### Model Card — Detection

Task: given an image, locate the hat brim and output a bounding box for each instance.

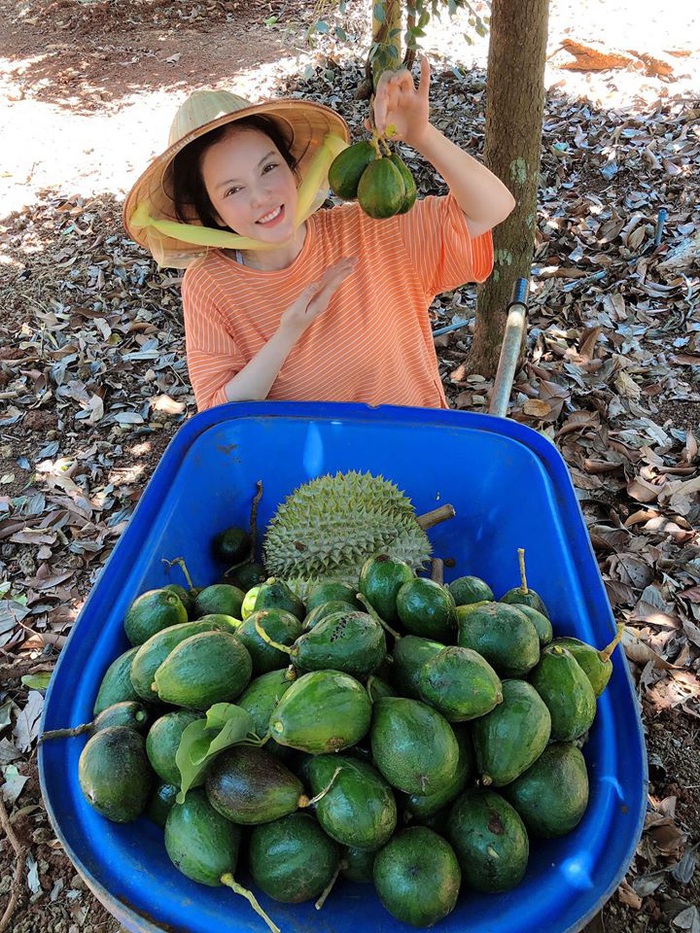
[123,98,350,268]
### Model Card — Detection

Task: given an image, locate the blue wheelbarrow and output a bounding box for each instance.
[39,283,647,933]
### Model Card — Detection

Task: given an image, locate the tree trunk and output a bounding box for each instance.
[469,0,549,376]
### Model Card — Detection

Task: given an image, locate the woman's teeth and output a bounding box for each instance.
[257,206,282,224]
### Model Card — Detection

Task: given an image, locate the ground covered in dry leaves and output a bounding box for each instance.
[1,1,699,931]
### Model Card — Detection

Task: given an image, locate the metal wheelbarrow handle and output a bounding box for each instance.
[489,277,529,418]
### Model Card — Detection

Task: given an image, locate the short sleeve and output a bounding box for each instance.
[398,194,494,295]
[182,266,248,411]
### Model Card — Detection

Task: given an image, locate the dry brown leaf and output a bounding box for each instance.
[622,629,677,669]
[522,399,553,418]
[627,477,661,503]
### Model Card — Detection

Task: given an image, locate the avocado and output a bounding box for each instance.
[130,617,238,700]
[389,153,418,214]
[395,577,457,641]
[403,725,475,820]
[291,608,386,678]
[302,599,357,631]
[248,812,341,903]
[269,669,373,754]
[236,608,302,673]
[357,157,406,219]
[359,554,415,625]
[304,753,397,849]
[513,603,553,647]
[152,630,252,709]
[329,140,378,201]
[254,578,305,621]
[124,588,188,646]
[457,601,541,677]
[212,525,250,565]
[224,561,267,593]
[205,744,308,824]
[165,788,279,931]
[145,709,201,786]
[92,646,141,716]
[91,700,151,735]
[370,696,460,796]
[373,827,461,927]
[447,574,495,606]
[146,781,179,828]
[529,644,597,741]
[448,787,529,892]
[236,668,296,741]
[194,583,245,620]
[341,845,376,883]
[503,742,590,837]
[551,624,624,697]
[500,547,549,618]
[418,645,503,721]
[305,581,362,612]
[164,787,241,885]
[472,679,551,786]
[78,726,153,822]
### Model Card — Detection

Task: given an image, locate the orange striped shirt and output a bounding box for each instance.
[182,194,493,411]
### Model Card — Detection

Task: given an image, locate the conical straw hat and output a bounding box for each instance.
[123,89,350,268]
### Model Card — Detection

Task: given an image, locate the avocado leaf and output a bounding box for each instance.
[175,703,255,803]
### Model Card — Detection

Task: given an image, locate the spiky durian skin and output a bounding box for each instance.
[263,471,431,591]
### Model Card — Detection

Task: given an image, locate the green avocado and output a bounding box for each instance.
[448,787,529,892]
[472,679,551,787]
[373,827,461,927]
[78,726,153,823]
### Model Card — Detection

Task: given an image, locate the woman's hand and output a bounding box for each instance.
[371,56,431,150]
[279,256,358,336]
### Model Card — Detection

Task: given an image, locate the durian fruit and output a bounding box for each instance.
[263,471,432,594]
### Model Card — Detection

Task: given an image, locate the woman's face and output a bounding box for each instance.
[200,126,299,243]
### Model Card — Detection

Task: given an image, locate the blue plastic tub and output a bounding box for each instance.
[39,401,647,933]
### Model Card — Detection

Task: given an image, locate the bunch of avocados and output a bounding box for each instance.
[328,136,418,220]
[66,520,625,932]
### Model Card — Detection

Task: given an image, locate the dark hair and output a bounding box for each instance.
[171,115,298,229]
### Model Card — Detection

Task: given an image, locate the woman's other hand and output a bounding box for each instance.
[279,256,358,336]
[371,56,431,150]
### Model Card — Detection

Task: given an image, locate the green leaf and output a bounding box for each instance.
[21,673,52,691]
[175,704,255,803]
[373,3,386,23]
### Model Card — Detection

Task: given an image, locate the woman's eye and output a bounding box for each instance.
[262,162,279,175]
[224,186,241,197]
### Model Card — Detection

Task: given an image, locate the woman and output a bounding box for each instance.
[124,59,515,411]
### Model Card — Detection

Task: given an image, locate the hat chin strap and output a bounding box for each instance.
[130,133,348,252]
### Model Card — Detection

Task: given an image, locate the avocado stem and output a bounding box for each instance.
[430,558,445,585]
[305,766,343,807]
[369,131,383,159]
[315,863,342,911]
[38,722,93,743]
[220,874,280,933]
[517,548,529,594]
[356,593,402,641]
[378,135,392,157]
[253,618,292,655]
[161,557,195,591]
[416,504,456,530]
[599,622,626,664]
[249,480,263,558]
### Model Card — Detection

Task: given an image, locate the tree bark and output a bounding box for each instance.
[470,0,549,376]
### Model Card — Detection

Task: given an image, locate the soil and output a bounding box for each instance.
[1,1,699,932]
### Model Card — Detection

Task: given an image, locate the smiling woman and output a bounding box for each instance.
[123,66,515,411]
